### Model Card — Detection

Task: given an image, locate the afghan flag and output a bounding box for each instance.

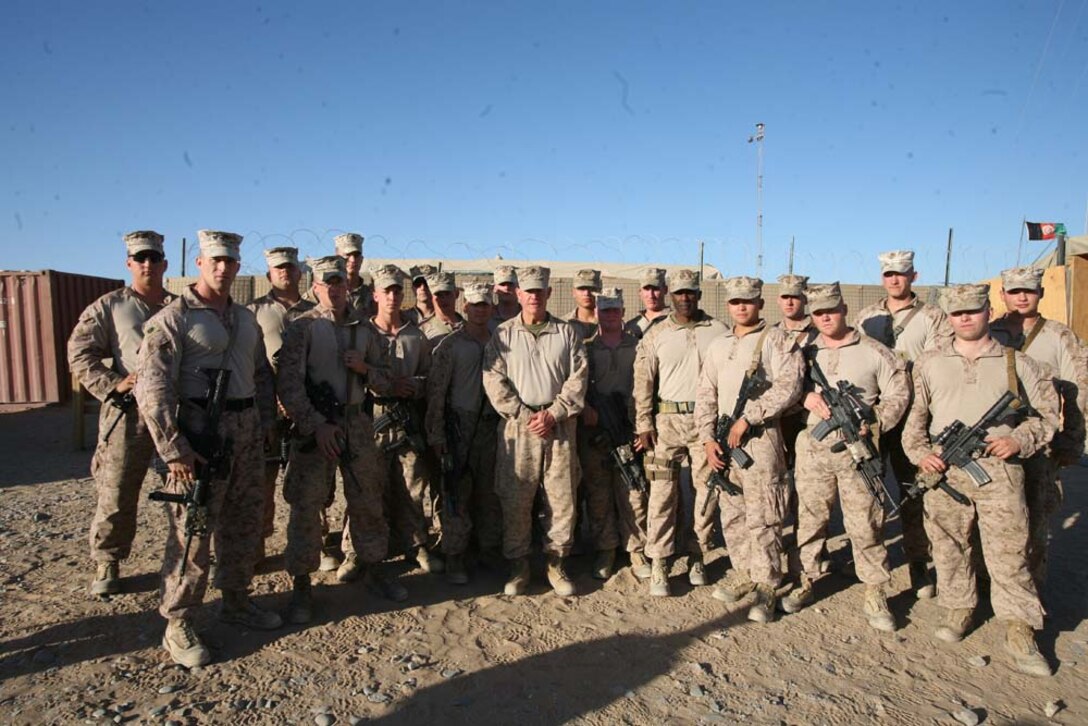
[1026,221,1067,240]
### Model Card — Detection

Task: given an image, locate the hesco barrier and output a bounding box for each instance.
[167,274,940,325]
[0,270,124,404]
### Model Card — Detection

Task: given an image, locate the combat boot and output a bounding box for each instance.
[712,574,756,604]
[863,584,897,632]
[934,607,973,643]
[364,564,408,602]
[504,557,531,596]
[163,618,211,668]
[336,554,361,583]
[90,561,121,596]
[286,575,312,625]
[1004,620,1052,677]
[649,557,671,597]
[446,555,469,585]
[747,583,777,623]
[415,547,445,574]
[909,561,936,600]
[629,551,652,580]
[219,589,283,630]
[780,576,814,614]
[688,553,708,586]
[546,554,576,596]
[592,549,616,581]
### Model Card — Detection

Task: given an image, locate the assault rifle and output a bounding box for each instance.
[301,379,363,491]
[905,391,1020,505]
[703,368,766,514]
[589,391,649,494]
[374,399,426,455]
[439,413,463,515]
[148,369,232,576]
[806,353,896,512]
[102,391,136,443]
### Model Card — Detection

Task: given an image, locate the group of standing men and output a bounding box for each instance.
[68,231,1086,677]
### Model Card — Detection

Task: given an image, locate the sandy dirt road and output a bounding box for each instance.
[1,405,1085,725]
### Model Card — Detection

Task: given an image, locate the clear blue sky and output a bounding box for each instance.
[3,1,1087,284]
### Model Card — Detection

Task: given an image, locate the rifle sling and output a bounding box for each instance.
[731,327,770,419]
[891,299,924,342]
[1019,317,1046,353]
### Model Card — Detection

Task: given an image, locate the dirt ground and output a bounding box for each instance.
[0,405,1085,725]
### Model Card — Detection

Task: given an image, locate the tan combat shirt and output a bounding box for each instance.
[425,328,492,446]
[276,306,392,437]
[419,312,464,344]
[247,291,315,370]
[564,307,599,342]
[67,286,176,402]
[903,337,1059,464]
[371,317,432,400]
[623,308,671,340]
[693,321,803,442]
[135,286,275,462]
[855,295,952,363]
[483,314,588,422]
[633,311,728,434]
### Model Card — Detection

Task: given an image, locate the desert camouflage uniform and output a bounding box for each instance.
[347,277,374,319]
[135,286,275,620]
[793,330,909,585]
[426,329,502,555]
[991,315,1088,588]
[565,308,599,343]
[419,312,464,344]
[581,331,647,555]
[693,322,803,586]
[623,307,670,340]
[633,312,728,559]
[277,305,392,574]
[903,338,1058,628]
[855,294,953,564]
[68,286,176,564]
[247,291,315,539]
[773,317,819,526]
[483,315,588,559]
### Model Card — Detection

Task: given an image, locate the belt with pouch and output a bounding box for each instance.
[655,400,696,415]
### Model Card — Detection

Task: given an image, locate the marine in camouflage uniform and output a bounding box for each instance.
[277,256,405,623]
[67,230,175,596]
[778,283,910,631]
[565,268,601,342]
[136,230,281,668]
[483,265,589,596]
[579,288,649,581]
[490,265,522,331]
[425,282,502,584]
[246,246,315,554]
[417,270,464,343]
[904,283,1058,677]
[403,264,439,327]
[623,267,670,340]
[854,249,953,598]
[333,233,375,319]
[633,269,728,597]
[695,276,803,621]
[990,266,1088,593]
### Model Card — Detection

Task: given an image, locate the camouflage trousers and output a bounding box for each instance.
[580,434,648,553]
[645,413,709,559]
[89,403,162,563]
[284,411,389,575]
[883,420,930,563]
[708,424,788,587]
[259,416,291,539]
[923,457,1044,628]
[158,407,265,620]
[1023,454,1062,592]
[779,410,806,532]
[438,409,502,555]
[793,430,889,584]
[495,415,580,559]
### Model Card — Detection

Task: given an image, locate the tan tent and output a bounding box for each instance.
[1030,234,1088,268]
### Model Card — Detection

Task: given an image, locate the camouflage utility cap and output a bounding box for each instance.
[410,264,439,283]
[308,255,346,282]
[777,274,809,297]
[573,269,602,291]
[878,249,914,274]
[667,269,700,292]
[723,275,763,301]
[334,233,364,255]
[639,267,667,289]
[463,282,495,305]
[940,283,990,314]
[264,246,299,268]
[198,230,242,261]
[493,265,518,286]
[595,286,624,311]
[519,266,550,290]
[1001,266,1044,293]
[806,282,844,312]
[426,271,457,293]
[124,230,164,256]
[372,264,406,290]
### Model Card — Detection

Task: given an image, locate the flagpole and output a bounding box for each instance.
[1015,216,1025,266]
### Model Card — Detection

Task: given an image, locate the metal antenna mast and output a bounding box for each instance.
[748,122,765,277]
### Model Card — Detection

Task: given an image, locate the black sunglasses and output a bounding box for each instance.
[131,251,164,264]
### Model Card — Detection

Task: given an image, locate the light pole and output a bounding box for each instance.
[748,122,765,278]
